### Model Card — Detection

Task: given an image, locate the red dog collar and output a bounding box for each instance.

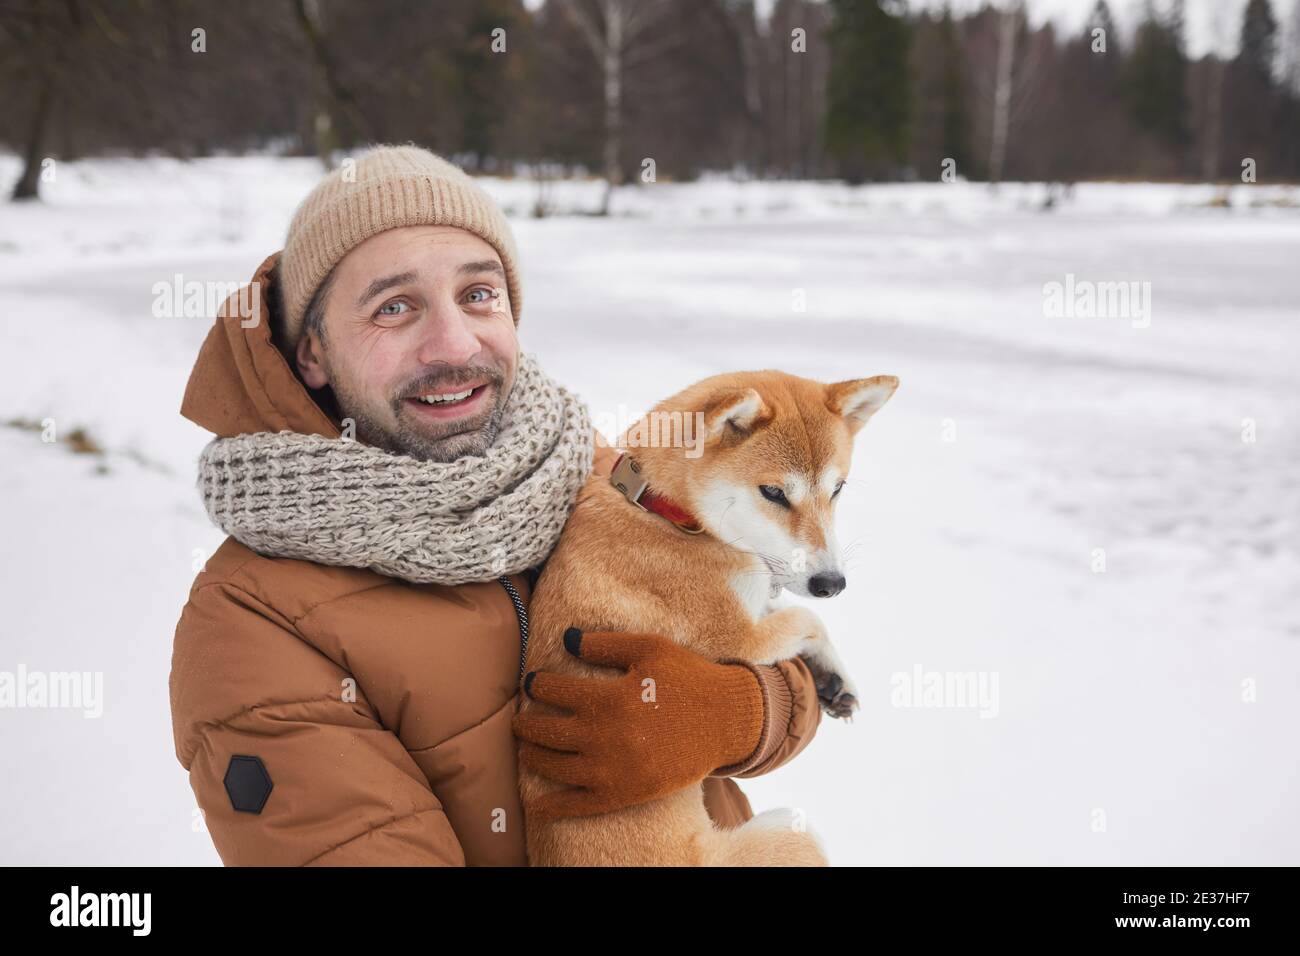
[609,452,705,535]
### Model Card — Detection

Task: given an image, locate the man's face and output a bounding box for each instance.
[294,225,519,462]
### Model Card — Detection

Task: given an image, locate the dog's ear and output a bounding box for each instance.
[825,376,899,433]
[703,387,770,443]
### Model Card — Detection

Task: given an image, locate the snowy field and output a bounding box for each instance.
[0,154,1297,866]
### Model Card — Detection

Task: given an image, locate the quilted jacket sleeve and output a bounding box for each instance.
[170,580,465,866]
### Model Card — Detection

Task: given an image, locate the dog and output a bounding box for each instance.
[518,369,899,866]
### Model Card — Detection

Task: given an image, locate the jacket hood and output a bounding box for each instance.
[181,251,341,439]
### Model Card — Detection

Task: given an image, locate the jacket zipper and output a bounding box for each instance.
[497,576,529,685]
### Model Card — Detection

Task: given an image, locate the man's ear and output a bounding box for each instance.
[825,375,899,433]
[703,387,770,443]
[295,332,329,390]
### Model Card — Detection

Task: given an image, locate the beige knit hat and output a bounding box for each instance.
[278,144,522,346]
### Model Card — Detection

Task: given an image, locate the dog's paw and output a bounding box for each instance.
[817,672,859,720]
[801,656,859,720]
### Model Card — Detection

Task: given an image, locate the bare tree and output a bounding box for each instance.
[1285,0,1300,94]
[988,1,1021,185]
[557,0,675,213]
[292,0,372,166]
[1201,4,1234,181]
[3,0,88,200]
[728,0,766,176]
[11,68,56,200]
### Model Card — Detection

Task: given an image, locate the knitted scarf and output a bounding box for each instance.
[196,352,593,585]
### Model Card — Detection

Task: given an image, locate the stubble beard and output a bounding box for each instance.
[325,353,511,463]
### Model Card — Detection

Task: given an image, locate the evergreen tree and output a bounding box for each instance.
[936,5,970,173]
[823,0,911,182]
[1090,0,1118,56]
[1238,0,1279,83]
[454,0,524,171]
[1124,1,1189,147]
[1224,0,1282,177]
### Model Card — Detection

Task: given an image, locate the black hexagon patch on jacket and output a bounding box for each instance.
[224,755,273,814]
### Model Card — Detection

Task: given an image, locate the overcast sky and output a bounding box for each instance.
[914,0,1300,58]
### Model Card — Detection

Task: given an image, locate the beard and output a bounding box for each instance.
[325,353,511,463]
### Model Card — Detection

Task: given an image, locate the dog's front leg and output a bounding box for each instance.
[745,604,827,666]
[759,595,858,720]
[744,604,859,718]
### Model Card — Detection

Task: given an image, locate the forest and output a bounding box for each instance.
[3,0,1299,201]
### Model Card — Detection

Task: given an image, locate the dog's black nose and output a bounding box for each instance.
[808,572,846,598]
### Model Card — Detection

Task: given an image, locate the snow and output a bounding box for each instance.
[1,154,1296,865]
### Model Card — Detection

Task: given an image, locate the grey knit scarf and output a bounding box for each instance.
[196,351,593,585]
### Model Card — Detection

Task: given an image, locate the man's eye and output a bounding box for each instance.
[376,300,410,317]
[465,286,497,307]
[759,485,789,507]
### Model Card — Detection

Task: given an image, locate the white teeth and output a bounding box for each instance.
[417,387,474,404]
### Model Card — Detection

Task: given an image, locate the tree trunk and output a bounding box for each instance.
[599,0,624,215]
[12,71,55,201]
[735,9,765,177]
[988,5,1017,186]
[293,0,370,166]
[1202,56,1223,182]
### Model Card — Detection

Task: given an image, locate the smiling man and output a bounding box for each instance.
[169,145,823,866]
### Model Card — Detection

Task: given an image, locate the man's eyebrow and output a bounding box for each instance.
[457,259,505,279]
[355,271,418,309]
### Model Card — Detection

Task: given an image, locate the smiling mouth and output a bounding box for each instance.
[413,385,480,406]
[402,383,491,418]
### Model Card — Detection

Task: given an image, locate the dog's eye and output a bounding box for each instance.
[832,480,845,498]
[759,485,789,507]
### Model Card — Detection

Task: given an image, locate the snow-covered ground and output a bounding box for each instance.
[1,154,1296,865]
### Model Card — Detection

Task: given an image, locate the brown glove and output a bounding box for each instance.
[512,627,766,820]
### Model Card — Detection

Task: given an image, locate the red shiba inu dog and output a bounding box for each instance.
[518,369,899,866]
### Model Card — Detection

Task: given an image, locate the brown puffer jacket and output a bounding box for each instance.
[169,252,823,866]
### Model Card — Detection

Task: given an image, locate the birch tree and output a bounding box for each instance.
[987,1,1023,185]
[557,0,673,214]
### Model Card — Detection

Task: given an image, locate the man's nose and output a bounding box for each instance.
[415,299,481,367]
[807,571,846,598]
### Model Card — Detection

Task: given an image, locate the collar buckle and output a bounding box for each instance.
[610,452,650,509]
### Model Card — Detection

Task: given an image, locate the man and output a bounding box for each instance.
[170,145,823,866]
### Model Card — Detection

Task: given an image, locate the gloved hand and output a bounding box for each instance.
[512,627,766,820]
